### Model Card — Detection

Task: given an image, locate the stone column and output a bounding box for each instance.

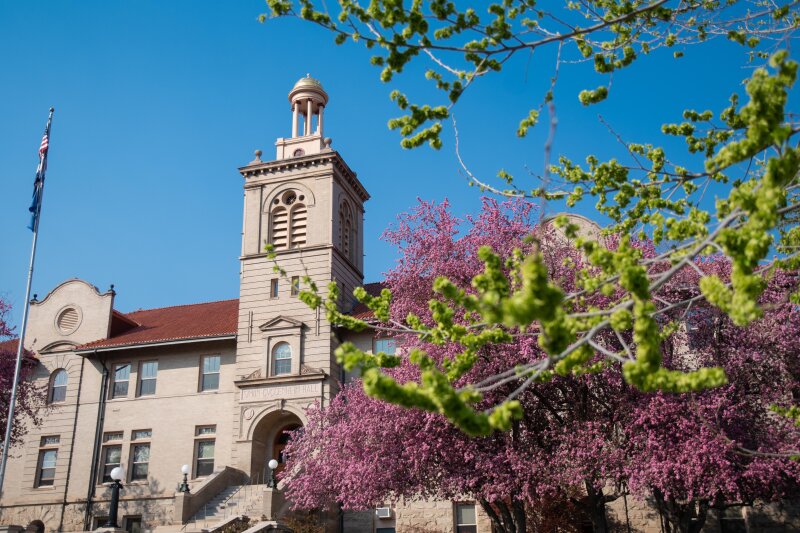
[317,105,324,135]
[291,102,298,138]
[306,99,313,136]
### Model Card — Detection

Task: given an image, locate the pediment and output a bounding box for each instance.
[258,315,305,331]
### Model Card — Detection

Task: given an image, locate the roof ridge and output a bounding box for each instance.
[124,298,238,315]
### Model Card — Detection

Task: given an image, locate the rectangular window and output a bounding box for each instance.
[130,443,150,481]
[138,361,158,396]
[291,276,300,296]
[455,503,477,533]
[270,278,279,298]
[37,449,57,487]
[374,338,398,355]
[132,429,152,440]
[103,431,123,443]
[720,508,747,533]
[101,445,122,483]
[92,517,109,530]
[200,355,220,391]
[376,529,396,533]
[195,440,215,477]
[195,425,216,436]
[40,435,60,446]
[112,363,130,398]
[124,516,142,533]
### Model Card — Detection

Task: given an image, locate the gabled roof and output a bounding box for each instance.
[76,299,238,351]
[349,282,386,321]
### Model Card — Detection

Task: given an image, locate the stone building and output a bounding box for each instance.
[0,77,795,533]
[0,76,492,533]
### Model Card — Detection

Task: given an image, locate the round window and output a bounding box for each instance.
[55,307,81,335]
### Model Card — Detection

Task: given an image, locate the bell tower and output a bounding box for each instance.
[232,76,369,478]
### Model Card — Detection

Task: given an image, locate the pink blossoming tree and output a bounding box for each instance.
[283,199,800,533]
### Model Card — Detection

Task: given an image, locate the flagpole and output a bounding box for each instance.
[0,107,55,494]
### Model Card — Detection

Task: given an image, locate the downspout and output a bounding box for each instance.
[59,355,85,532]
[84,354,108,530]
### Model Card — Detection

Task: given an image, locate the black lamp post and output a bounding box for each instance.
[179,464,191,493]
[104,467,124,529]
[267,459,279,488]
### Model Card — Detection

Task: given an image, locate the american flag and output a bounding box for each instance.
[39,132,49,156]
[27,108,54,232]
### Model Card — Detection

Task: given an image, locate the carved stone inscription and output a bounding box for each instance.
[240,382,322,403]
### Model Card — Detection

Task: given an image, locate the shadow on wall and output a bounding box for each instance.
[91,477,171,529]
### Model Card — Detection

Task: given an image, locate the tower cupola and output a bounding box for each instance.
[289,75,328,138]
[274,75,333,160]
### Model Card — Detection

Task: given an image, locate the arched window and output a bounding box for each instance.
[272,343,292,376]
[339,201,354,260]
[49,369,67,403]
[270,191,307,250]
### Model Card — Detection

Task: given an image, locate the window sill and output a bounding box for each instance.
[32,485,56,491]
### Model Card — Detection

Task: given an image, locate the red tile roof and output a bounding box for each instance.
[0,339,39,364]
[0,338,19,353]
[349,282,387,321]
[75,279,383,351]
[77,299,238,351]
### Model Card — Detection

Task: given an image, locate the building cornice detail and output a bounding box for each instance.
[234,371,326,389]
[74,334,236,355]
[239,151,369,202]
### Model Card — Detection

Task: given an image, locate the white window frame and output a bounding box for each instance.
[49,369,68,403]
[271,342,292,376]
[200,355,221,392]
[137,360,158,396]
[111,363,131,399]
[455,502,477,533]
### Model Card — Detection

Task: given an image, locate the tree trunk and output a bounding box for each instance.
[583,480,610,533]
[511,498,527,533]
[651,488,710,533]
[479,499,526,533]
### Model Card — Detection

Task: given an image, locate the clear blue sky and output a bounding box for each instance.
[0,1,784,326]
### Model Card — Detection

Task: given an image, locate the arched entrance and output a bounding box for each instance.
[25,521,44,533]
[273,422,301,477]
[249,409,303,484]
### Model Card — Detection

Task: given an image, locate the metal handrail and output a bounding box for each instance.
[180,469,273,531]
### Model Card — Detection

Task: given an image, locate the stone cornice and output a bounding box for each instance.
[239,151,370,202]
[234,371,326,389]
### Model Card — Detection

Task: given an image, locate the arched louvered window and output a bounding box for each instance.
[339,201,353,259]
[348,218,357,263]
[49,369,67,403]
[271,190,307,250]
[290,203,307,248]
[271,206,288,250]
[338,211,345,253]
